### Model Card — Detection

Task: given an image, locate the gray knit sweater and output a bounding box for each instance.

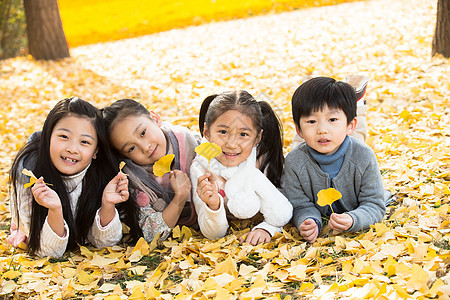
[282,136,386,233]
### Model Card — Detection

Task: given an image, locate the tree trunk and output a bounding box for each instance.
[23,0,69,60]
[432,0,450,58]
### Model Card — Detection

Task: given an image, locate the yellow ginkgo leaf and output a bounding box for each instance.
[317,188,342,213]
[172,225,192,241]
[2,270,22,280]
[22,168,37,188]
[22,168,52,188]
[24,177,37,189]
[153,154,175,177]
[195,142,221,170]
[119,161,128,176]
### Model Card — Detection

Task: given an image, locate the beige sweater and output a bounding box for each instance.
[10,167,122,258]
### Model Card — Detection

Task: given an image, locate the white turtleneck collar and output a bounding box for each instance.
[62,164,90,193]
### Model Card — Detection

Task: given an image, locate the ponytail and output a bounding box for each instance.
[257,101,284,188]
[199,94,218,136]
[199,92,284,188]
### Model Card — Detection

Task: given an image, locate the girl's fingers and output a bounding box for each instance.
[111,172,127,186]
[197,183,211,196]
[32,185,47,198]
[120,190,129,201]
[116,181,128,191]
[197,173,211,184]
[197,179,212,191]
[32,180,46,190]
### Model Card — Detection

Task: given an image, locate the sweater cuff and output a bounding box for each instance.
[202,195,225,216]
[345,212,358,232]
[94,208,121,231]
[38,217,69,258]
[89,208,123,249]
[308,217,322,233]
[198,196,229,240]
[252,221,282,237]
[41,217,69,240]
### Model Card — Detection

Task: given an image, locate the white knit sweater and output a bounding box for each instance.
[10,166,122,258]
[190,147,293,240]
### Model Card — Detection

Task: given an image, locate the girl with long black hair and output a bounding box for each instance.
[8,97,129,257]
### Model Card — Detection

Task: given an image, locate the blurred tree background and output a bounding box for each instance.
[1,0,363,60]
[2,0,448,60]
[0,0,26,59]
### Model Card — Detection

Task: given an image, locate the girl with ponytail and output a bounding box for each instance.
[192,90,292,245]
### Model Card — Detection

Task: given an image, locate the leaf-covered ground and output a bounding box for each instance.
[58,0,361,47]
[0,0,449,298]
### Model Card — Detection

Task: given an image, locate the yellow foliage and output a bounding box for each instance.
[58,0,362,47]
[316,188,342,213]
[0,0,448,299]
[153,154,175,177]
[195,142,222,170]
[118,161,128,176]
[22,168,52,188]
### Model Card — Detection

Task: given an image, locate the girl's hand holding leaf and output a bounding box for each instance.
[102,172,129,207]
[196,173,220,210]
[32,177,65,237]
[99,169,129,227]
[169,170,191,204]
[31,177,62,211]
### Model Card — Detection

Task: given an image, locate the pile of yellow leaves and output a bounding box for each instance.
[0,0,449,298]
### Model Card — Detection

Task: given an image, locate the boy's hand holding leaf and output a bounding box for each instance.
[317,188,353,232]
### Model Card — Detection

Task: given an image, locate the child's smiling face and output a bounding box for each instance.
[49,115,98,175]
[297,104,356,155]
[109,112,167,165]
[204,110,261,167]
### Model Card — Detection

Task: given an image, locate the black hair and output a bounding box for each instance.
[9,97,117,255]
[101,99,171,241]
[101,98,150,137]
[199,90,284,188]
[291,77,357,128]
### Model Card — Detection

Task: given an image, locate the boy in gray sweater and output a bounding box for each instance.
[282,77,386,243]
